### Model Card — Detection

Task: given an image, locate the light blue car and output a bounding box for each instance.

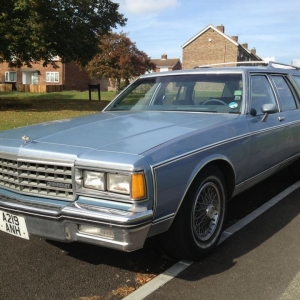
[1,62,300,260]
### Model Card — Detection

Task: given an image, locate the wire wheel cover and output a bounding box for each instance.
[192,182,221,241]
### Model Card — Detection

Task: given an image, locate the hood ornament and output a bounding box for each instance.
[22,135,31,145]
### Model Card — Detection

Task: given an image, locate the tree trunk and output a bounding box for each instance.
[115,78,121,95]
[124,78,130,87]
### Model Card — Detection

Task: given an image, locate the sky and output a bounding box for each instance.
[113,0,300,66]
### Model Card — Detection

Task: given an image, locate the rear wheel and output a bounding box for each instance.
[160,165,227,260]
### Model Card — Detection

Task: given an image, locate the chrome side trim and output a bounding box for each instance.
[150,133,249,169]
[147,214,175,237]
[152,156,235,223]
[149,118,300,171]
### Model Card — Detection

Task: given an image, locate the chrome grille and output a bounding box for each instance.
[0,157,73,200]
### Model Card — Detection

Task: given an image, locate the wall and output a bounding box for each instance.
[0,60,92,91]
[173,60,182,71]
[0,60,64,85]
[63,61,91,90]
[182,28,238,69]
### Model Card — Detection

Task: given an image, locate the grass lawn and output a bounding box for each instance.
[0,91,116,131]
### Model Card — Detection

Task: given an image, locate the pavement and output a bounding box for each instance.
[127,183,300,300]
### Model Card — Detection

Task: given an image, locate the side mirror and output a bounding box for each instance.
[261,103,278,122]
[261,103,278,114]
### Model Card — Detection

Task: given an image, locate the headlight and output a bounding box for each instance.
[79,169,146,200]
[107,173,130,194]
[108,173,146,200]
[83,171,105,191]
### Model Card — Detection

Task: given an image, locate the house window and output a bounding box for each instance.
[5,71,17,82]
[32,72,39,84]
[160,67,169,72]
[46,72,59,83]
[51,56,60,61]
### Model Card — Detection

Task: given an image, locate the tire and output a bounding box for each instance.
[289,158,300,180]
[160,165,227,261]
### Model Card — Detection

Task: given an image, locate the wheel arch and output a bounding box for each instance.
[207,159,236,200]
[188,158,236,204]
[160,157,235,260]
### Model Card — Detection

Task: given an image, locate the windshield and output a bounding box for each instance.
[106,73,243,113]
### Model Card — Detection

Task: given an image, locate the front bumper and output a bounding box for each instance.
[0,193,153,251]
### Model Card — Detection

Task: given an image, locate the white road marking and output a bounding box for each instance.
[123,181,300,300]
[278,271,300,300]
[219,181,300,244]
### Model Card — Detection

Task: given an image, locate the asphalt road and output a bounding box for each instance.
[0,168,298,300]
[145,179,300,300]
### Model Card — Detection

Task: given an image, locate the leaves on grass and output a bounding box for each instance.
[0,98,110,131]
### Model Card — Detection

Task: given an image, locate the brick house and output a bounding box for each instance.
[0,58,94,92]
[151,54,182,72]
[182,24,262,69]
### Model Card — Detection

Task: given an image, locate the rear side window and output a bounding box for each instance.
[271,76,297,111]
[292,76,300,90]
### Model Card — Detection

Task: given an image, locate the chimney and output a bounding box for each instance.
[216,25,225,33]
[231,36,238,42]
[161,54,167,60]
[251,48,256,54]
[242,43,248,49]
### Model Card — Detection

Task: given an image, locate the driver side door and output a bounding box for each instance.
[247,74,289,180]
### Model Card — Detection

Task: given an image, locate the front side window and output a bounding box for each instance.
[5,71,17,82]
[46,72,59,83]
[106,73,243,114]
[250,75,277,116]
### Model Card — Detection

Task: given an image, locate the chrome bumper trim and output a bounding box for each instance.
[0,194,153,251]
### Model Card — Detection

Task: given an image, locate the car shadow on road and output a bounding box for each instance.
[46,234,176,275]
[175,182,300,282]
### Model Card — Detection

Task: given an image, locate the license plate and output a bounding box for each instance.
[0,210,29,240]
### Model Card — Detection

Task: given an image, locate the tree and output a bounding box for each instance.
[0,0,126,68]
[85,32,156,94]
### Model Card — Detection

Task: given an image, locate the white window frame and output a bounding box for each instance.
[5,71,17,82]
[51,55,60,61]
[46,72,59,83]
[160,67,169,72]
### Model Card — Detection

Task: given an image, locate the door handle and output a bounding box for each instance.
[278,116,285,122]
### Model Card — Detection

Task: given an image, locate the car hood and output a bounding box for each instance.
[0,111,238,155]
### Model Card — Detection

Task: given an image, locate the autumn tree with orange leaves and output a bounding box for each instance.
[85,32,156,94]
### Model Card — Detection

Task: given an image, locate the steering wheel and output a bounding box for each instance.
[202,99,227,105]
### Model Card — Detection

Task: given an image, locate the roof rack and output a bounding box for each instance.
[195,61,300,70]
[267,61,300,70]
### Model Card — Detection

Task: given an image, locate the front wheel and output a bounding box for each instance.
[160,165,227,260]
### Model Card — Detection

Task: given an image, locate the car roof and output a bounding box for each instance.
[141,61,300,78]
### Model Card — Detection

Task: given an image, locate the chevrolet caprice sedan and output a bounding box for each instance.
[1,62,300,260]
